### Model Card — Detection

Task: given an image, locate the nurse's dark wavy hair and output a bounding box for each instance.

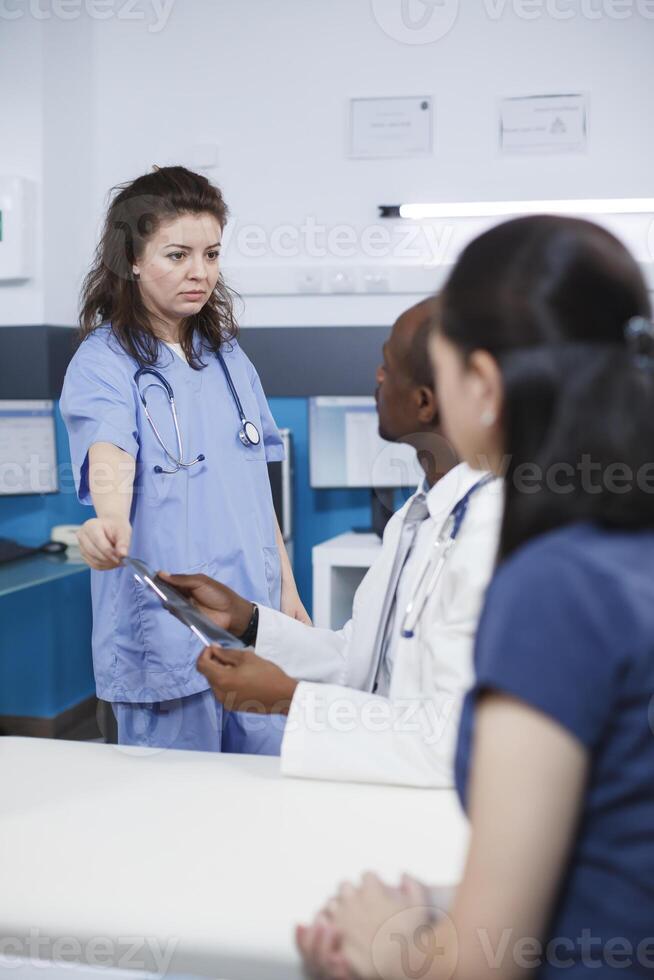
[439,215,654,561]
[79,166,238,370]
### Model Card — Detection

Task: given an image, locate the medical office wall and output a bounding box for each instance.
[0,2,653,330]
[0,3,651,733]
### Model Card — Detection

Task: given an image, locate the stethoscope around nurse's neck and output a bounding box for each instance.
[134,351,261,475]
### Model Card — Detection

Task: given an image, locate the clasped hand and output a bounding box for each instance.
[297,873,442,980]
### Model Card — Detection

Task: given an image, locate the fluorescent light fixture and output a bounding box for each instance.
[393,198,654,220]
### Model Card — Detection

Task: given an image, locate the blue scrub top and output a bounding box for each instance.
[456,522,654,978]
[60,325,285,703]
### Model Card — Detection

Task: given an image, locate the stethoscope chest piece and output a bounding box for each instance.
[240,420,261,447]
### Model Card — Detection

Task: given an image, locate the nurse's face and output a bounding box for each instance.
[132,212,222,328]
[429,330,505,474]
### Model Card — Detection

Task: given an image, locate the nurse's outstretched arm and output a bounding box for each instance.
[275,516,312,625]
[77,442,135,570]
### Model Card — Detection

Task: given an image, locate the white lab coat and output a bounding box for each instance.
[256,463,503,788]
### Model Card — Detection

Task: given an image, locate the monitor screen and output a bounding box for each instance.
[0,400,58,495]
[309,396,423,490]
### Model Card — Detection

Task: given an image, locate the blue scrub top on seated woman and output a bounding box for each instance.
[60,325,285,706]
[456,522,654,979]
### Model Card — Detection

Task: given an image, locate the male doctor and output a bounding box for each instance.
[163,299,502,788]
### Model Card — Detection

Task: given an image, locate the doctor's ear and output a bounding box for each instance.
[416,385,437,424]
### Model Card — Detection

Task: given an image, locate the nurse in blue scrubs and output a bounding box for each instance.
[61,165,309,753]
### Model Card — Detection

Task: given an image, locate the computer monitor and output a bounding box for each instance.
[309,397,423,491]
[0,400,58,495]
[309,397,423,535]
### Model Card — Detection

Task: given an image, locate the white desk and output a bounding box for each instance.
[312,532,382,629]
[0,737,468,980]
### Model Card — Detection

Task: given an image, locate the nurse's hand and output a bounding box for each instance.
[77,516,132,570]
[281,582,313,626]
[197,645,298,715]
[158,573,253,636]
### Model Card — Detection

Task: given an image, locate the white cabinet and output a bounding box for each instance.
[312,532,381,629]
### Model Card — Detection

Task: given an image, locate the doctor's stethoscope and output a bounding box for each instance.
[134,351,261,475]
[400,474,496,639]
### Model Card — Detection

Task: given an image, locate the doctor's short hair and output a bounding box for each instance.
[403,296,440,389]
[437,214,654,561]
[79,166,238,369]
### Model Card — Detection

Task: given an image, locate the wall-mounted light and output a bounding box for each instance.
[379,198,654,220]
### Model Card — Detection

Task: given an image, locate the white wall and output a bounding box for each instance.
[42,12,96,325]
[2,0,653,327]
[0,18,44,325]
[0,11,95,327]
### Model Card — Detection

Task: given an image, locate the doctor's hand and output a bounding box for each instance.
[78,516,132,570]
[158,573,253,636]
[197,645,298,715]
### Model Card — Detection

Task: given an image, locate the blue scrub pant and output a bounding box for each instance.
[112,690,285,755]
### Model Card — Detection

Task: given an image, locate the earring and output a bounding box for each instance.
[480,409,496,428]
[132,269,140,280]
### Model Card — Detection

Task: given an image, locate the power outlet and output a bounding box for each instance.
[361,270,390,293]
[296,269,324,294]
[328,268,358,293]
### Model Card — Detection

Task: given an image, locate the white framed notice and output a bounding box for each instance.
[349,96,433,159]
[500,93,588,154]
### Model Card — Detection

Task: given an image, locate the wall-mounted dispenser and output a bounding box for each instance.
[0,177,35,281]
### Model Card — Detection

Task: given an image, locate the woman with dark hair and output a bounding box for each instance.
[61,166,309,753]
[298,216,654,979]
